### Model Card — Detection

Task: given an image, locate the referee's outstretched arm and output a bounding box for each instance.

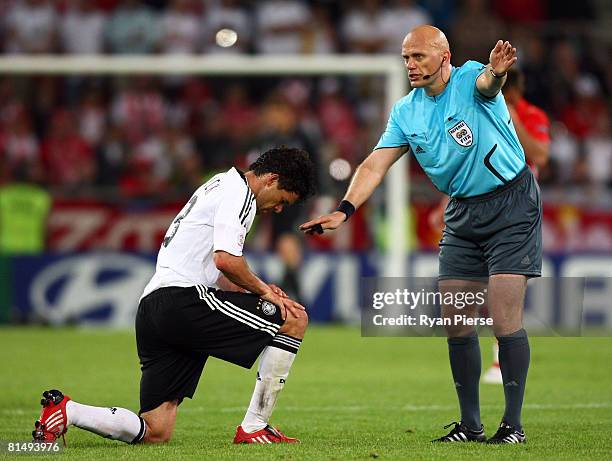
[300,145,408,234]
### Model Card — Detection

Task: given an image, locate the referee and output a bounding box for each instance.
[301,25,540,444]
[33,147,316,445]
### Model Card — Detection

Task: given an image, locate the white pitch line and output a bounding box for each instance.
[5,402,610,416]
[175,402,612,414]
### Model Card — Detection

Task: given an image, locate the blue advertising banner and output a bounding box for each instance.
[3,252,612,329]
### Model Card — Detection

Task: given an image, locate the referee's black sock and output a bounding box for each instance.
[497,328,530,429]
[447,331,482,431]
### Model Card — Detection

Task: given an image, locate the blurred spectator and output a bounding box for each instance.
[203,0,252,54]
[341,0,389,54]
[177,78,212,132]
[41,109,96,189]
[549,121,579,185]
[119,154,166,199]
[219,84,259,147]
[548,40,581,115]
[194,104,236,173]
[451,0,505,64]
[31,77,60,140]
[163,125,202,192]
[503,67,550,172]
[254,0,311,54]
[130,131,173,184]
[61,0,107,54]
[4,0,58,54]
[302,3,338,54]
[0,114,40,185]
[547,0,594,21]
[160,0,201,54]
[105,0,160,54]
[78,87,108,148]
[510,30,549,110]
[560,75,607,140]
[316,77,359,161]
[382,0,432,53]
[493,0,546,24]
[583,109,611,188]
[96,124,126,187]
[420,0,455,30]
[111,77,166,145]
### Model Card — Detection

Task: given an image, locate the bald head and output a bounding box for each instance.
[401,25,452,94]
[403,25,449,54]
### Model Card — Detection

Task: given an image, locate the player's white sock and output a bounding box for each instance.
[240,334,302,433]
[66,401,146,444]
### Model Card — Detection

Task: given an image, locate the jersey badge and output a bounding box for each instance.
[448,120,473,147]
[261,301,277,316]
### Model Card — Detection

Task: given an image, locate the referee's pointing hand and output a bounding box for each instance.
[300,211,347,235]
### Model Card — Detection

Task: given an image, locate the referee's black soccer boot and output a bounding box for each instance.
[486,421,526,444]
[432,421,486,442]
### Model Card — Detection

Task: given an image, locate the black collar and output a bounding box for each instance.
[236,168,248,185]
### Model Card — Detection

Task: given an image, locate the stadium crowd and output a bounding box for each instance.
[0,0,610,200]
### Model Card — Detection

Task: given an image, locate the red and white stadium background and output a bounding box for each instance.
[48,200,612,253]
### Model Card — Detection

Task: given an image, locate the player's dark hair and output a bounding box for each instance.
[248,147,316,201]
[505,68,525,93]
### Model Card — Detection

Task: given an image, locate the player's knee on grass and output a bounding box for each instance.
[141,401,178,444]
[143,425,173,444]
[279,309,308,339]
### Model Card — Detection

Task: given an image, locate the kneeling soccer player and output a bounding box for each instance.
[32,147,316,445]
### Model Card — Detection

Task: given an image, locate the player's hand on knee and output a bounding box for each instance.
[299,211,346,235]
[282,297,307,320]
[261,290,286,318]
[267,284,287,298]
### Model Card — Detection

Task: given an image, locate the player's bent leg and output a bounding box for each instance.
[436,279,486,439]
[33,389,147,444]
[487,274,530,441]
[278,307,308,339]
[140,400,179,444]
[235,310,307,444]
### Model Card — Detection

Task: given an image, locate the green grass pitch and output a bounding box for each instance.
[1,326,611,460]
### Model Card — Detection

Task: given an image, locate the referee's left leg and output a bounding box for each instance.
[488,274,530,430]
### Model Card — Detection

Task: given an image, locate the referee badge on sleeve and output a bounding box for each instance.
[448,120,473,147]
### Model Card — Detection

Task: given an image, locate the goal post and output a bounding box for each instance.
[0,54,409,277]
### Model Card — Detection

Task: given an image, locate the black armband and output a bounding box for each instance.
[336,200,356,221]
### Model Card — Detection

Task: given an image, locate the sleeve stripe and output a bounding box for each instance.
[238,187,253,221]
[240,195,256,225]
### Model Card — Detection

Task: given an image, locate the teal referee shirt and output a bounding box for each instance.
[375,60,526,197]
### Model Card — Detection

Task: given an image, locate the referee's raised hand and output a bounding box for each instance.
[489,40,517,76]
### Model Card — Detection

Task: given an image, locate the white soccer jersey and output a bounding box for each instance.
[141,167,256,299]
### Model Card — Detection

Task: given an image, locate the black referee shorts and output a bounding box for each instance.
[135,286,284,414]
[439,166,542,279]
